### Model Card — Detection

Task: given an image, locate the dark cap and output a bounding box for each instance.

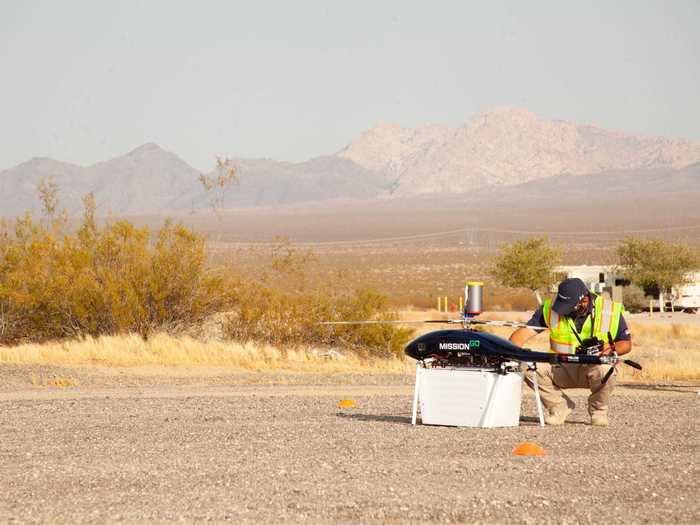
[552,278,589,316]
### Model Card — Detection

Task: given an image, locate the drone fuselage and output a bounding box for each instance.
[403,329,620,368]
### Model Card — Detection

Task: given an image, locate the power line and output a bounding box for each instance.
[217,223,700,247]
[301,224,700,245]
[472,224,700,236]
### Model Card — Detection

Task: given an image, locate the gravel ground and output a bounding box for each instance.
[0,368,698,524]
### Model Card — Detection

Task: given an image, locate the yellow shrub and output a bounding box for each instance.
[223,285,413,357]
[0,211,411,358]
[0,215,232,343]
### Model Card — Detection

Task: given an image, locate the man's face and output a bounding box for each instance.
[571,294,590,317]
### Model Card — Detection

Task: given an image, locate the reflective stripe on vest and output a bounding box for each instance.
[598,296,613,335]
[548,308,560,330]
[550,339,576,354]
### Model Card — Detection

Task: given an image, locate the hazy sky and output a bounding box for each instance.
[1,0,698,172]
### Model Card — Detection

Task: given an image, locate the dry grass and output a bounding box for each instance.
[0,333,411,374]
[29,373,78,388]
[618,322,700,382]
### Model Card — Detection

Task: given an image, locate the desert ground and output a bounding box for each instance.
[0,367,698,524]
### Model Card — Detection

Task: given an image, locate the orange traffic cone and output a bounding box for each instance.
[337,399,355,408]
[512,442,545,457]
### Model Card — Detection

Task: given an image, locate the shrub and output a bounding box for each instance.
[222,285,414,358]
[327,289,415,357]
[0,213,231,344]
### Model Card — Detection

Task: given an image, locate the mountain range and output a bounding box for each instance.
[2,107,700,216]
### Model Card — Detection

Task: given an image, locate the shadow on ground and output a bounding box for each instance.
[336,412,412,424]
[335,413,595,426]
[620,383,699,394]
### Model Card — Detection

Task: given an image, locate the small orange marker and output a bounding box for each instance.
[512,442,545,457]
[337,399,355,408]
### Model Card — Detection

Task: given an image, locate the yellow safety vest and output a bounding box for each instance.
[542,294,624,354]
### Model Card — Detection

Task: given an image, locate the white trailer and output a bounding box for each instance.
[553,265,621,294]
[555,266,700,313]
[666,272,700,313]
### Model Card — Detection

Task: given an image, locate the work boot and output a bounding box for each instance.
[544,399,575,426]
[590,411,609,427]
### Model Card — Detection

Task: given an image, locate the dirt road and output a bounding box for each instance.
[0,370,697,524]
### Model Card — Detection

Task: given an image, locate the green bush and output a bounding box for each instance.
[491,237,561,302]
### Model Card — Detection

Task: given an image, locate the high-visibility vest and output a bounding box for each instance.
[542,294,624,354]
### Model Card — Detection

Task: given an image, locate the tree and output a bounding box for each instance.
[491,237,561,304]
[36,177,59,220]
[616,238,700,305]
[198,157,239,215]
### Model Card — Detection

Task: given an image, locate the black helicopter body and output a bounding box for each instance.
[404,329,639,370]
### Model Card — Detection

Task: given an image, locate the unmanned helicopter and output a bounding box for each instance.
[322,282,642,381]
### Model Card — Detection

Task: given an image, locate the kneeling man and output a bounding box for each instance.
[509,278,632,427]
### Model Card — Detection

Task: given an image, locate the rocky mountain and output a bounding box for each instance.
[0,157,88,216]
[0,143,203,216]
[2,107,700,216]
[86,143,203,213]
[443,161,700,214]
[0,145,389,216]
[339,107,700,193]
[187,155,393,208]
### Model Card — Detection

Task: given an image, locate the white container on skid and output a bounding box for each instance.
[416,366,523,427]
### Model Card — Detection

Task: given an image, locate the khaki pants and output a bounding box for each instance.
[524,363,616,415]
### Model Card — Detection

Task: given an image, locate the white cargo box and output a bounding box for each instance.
[414,367,523,428]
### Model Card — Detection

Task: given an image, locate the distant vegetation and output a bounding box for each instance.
[0,184,413,356]
[0,208,229,343]
[489,236,700,310]
[198,157,239,214]
[490,237,561,304]
[616,237,700,297]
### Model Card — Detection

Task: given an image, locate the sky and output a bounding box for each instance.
[0,0,698,172]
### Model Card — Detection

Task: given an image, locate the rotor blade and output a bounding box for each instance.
[622,359,643,370]
[319,319,463,325]
[320,318,548,331]
[601,365,616,385]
